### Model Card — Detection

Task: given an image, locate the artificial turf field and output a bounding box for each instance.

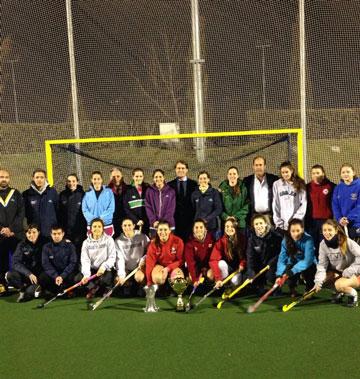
[1,287,359,379]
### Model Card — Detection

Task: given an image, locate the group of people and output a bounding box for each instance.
[0,156,360,308]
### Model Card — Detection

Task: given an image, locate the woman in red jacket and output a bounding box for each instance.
[209,217,246,288]
[184,219,214,286]
[145,220,184,286]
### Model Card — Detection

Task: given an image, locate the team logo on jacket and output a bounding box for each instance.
[351,193,358,201]
[208,198,213,202]
[208,244,212,248]
[322,189,329,195]
[194,247,198,252]
[30,200,37,205]
[48,200,53,203]
[132,196,136,199]
[171,247,177,254]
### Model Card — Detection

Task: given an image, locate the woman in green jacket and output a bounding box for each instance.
[219,166,249,231]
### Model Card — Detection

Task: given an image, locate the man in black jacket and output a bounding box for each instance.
[58,174,87,254]
[39,225,78,296]
[168,160,197,242]
[23,169,58,239]
[0,169,25,292]
[242,156,279,222]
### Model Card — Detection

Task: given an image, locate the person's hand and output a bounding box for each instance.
[55,276,63,286]
[29,274,38,285]
[81,276,89,285]
[153,221,159,229]
[239,265,245,272]
[137,220,144,226]
[215,280,223,289]
[116,276,125,285]
[339,217,349,226]
[275,275,288,287]
[313,284,322,293]
[0,227,13,237]
[97,266,105,276]
[161,267,169,281]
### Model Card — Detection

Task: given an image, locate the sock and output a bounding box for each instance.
[349,288,357,300]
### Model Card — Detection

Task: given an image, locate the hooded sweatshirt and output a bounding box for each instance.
[145,184,176,228]
[314,238,360,287]
[332,178,360,228]
[272,179,307,230]
[23,182,58,237]
[115,230,150,277]
[81,233,116,277]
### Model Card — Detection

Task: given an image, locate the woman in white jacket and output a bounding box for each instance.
[115,218,150,287]
[272,161,307,232]
[313,219,360,307]
[81,218,116,299]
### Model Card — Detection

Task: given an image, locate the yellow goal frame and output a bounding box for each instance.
[45,128,303,186]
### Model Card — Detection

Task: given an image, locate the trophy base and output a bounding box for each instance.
[176,295,185,312]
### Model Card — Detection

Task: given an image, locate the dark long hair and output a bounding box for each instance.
[285,219,304,258]
[227,166,241,196]
[280,161,306,192]
[224,217,245,261]
[154,220,171,248]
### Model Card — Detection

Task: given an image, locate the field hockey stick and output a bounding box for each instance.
[282,287,317,312]
[185,276,205,312]
[89,266,139,311]
[247,282,280,314]
[37,274,98,309]
[190,269,240,311]
[217,265,270,309]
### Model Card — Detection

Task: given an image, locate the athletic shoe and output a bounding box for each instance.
[86,285,99,300]
[34,286,41,298]
[17,292,25,303]
[347,295,358,308]
[331,292,344,304]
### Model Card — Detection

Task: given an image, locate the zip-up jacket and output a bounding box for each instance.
[42,240,77,279]
[306,179,335,220]
[12,237,45,277]
[315,238,360,286]
[123,183,149,225]
[81,233,116,277]
[115,231,150,277]
[145,184,176,228]
[82,185,115,226]
[0,187,25,239]
[272,179,307,230]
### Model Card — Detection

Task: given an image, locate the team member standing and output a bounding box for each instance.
[145,220,184,286]
[0,169,25,292]
[39,225,78,296]
[306,165,335,255]
[276,219,316,297]
[82,171,115,237]
[246,214,283,294]
[313,219,360,307]
[243,156,278,220]
[80,218,116,299]
[219,166,249,231]
[332,164,360,241]
[145,169,176,237]
[108,167,127,238]
[115,218,150,288]
[209,217,246,288]
[123,168,150,235]
[23,169,58,238]
[58,174,87,254]
[168,160,197,242]
[191,171,223,237]
[184,219,214,285]
[6,224,45,302]
[272,161,307,232]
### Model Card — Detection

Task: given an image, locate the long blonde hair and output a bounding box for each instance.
[322,219,348,255]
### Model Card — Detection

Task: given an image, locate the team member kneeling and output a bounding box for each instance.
[145,220,184,286]
[115,218,150,291]
[81,218,116,299]
[185,219,214,286]
[209,217,246,289]
[6,224,45,302]
[276,219,317,297]
[39,225,78,297]
[313,219,360,307]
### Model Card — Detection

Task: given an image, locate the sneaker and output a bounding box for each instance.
[34,286,41,298]
[331,292,344,304]
[86,285,99,300]
[347,295,358,308]
[17,291,25,303]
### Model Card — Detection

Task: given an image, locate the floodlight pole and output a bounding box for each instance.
[299,0,307,181]
[256,44,271,110]
[66,0,83,184]
[191,0,205,163]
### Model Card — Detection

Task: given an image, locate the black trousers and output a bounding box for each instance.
[307,219,326,258]
[0,237,20,281]
[6,270,40,299]
[38,272,77,294]
[252,262,277,287]
[76,269,114,290]
[288,264,316,292]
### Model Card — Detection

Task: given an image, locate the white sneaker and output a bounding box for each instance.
[34,286,41,298]
[17,292,25,303]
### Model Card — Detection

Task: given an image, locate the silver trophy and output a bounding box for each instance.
[143,284,159,313]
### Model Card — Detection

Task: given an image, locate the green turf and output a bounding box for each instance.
[1,289,358,379]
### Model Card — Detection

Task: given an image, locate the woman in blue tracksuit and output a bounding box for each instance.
[82,171,115,237]
[332,164,360,242]
[276,218,317,297]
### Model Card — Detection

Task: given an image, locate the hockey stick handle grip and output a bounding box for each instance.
[63,274,98,294]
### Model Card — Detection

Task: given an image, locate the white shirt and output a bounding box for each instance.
[254,176,270,213]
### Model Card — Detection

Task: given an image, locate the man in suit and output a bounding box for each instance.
[243,156,279,221]
[168,160,197,242]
